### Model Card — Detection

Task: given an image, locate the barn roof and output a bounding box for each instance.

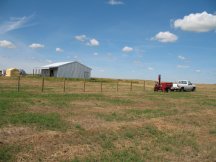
[42,62,71,69]
[41,61,91,70]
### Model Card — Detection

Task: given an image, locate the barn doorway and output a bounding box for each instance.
[50,70,54,77]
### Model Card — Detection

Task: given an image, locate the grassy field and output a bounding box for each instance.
[0,76,216,161]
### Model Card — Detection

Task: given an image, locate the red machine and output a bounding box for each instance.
[154,75,173,92]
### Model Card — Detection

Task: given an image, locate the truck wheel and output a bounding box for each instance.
[180,87,184,92]
[192,87,196,91]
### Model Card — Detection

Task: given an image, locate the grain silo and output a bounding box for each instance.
[6,68,20,77]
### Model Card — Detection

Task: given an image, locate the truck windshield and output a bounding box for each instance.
[188,81,192,85]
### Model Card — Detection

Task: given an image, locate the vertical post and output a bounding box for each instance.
[130,81,132,92]
[63,78,66,92]
[143,80,145,91]
[41,77,44,92]
[17,76,20,92]
[33,69,34,76]
[83,80,86,92]
[117,81,119,92]
[101,82,103,92]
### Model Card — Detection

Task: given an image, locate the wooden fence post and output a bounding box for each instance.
[130,81,132,91]
[63,78,66,92]
[143,80,145,91]
[33,69,34,76]
[101,82,103,92]
[17,76,20,92]
[83,80,86,92]
[117,81,119,92]
[41,77,44,92]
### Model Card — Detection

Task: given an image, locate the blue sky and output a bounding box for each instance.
[0,0,216,83]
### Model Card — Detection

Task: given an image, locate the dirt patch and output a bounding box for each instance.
[0,126,36,144]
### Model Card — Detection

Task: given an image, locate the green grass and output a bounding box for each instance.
[0,145,20,162]
[127,108,178,118]
[0,91,134,130]
[71,148,145,162]
[87,149,145,162]
[70,123,199,161]
[74,123,85,131]
[98,133,117,149]
[10,112,67,131]
[209,129,216,135]
[106,98,134,105]
[70,124,199,161]
[198,99,216,107]
[97,108,178,122]
[0,91,68,130]
[97,112,129,121]
[143,125,199,153]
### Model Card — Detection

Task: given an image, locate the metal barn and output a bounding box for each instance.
[40,61,91,79]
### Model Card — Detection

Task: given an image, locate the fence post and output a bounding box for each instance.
[63,78,66,92]
[83,80,86,92]
[41,77,44,92]
[130,81,132,91]
[17,76,20,92]
[101,82,103,92]
[143,80,145,91]
[117,81,119,92]
[33,69,34,76]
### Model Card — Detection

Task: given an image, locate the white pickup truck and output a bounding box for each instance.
[171,80,196,92]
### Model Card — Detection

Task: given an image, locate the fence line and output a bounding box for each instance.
[0,76,151,93]
[41,77,45,92]
[63,78,66,92]
[17,76,20,92]
[144,80,145,91]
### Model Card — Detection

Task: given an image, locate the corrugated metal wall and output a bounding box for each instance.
[41,69,50,77]
[57,62,91,79]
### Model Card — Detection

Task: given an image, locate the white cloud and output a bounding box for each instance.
[56,47,63,53]
[88,38,100,46]
[0,40,16,48]
[107,0,124,5]
[93,52,99,56]
[174,11,216,32]
[178,55,186,60]
[177,65,190,69]
[46,60,53,63]
[122,46,133,53]
[29,43,45,49]
[75,34,100,47]
[74,35,87,42]
[0,15,34,34]
[195,69,201,73]
[147,67,154,71]
[152,31,178,43]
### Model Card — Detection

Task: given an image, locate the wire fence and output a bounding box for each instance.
[0,76,154,93]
